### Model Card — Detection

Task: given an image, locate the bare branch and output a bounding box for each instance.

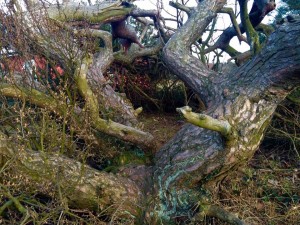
[176,106,232,138]
[169,1,192,17]
[114,41,163,64]
[47,2,132,24]
[131,8,159,19]
[219,7,247,43]
[204,0,276,55]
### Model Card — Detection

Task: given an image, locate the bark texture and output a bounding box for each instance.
[155,16,300,220]
[0,132,142,217]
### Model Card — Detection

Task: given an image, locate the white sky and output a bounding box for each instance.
[134,0,280,58]
[0,0,281,61]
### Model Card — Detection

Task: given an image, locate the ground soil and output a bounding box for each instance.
[139,112,185,151]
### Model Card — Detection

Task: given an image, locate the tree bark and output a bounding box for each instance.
[0,132,142,218]
[155,13,300,221]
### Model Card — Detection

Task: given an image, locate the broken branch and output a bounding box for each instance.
[176,106,232,138]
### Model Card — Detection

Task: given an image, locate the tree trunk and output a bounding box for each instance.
[154,8,300,221]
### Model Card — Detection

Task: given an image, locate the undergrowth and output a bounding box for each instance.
[0,94,299,224]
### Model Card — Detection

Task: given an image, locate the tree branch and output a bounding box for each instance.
[0,83,153,149]
[162,0,227,107]
[75,55,154,149]
[195,204,246,225]
[131,8,159,19]
[204,0,276,55]
[238,0,261,53]
[219,7,246,43]
[47,2,132,24]
[176,106,232,139]
[169,1,192,17]
[114,41,163,64]
[0,132,142,217]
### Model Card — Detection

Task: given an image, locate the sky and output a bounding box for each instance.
[134,0,280,58]
[0,0,281,61]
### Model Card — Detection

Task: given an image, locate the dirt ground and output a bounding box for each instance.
[139,112,185,151]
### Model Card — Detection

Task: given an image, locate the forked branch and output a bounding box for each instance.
[219,7,246,43]
[75,55,154,149]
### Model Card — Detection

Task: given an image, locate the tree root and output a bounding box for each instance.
[194,203,247,225]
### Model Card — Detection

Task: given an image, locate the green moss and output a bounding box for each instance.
[53,8,132,24]
[287,87,300,104]
[104,150,148,172]
[224,45,240,57]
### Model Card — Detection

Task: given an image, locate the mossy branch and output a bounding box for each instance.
[74,55,154,148]
[194,203,246,225]
[0,84,66,114]
[219,7,246,43]
[0,184,27,215]
[176,106,232,138]
[0,82,153,149]
[238,0,261,54]
[0,132,141,217]
[74,55,100,118]
[0,199,13,216]
[255,23,275,36]
[47,2,132,24]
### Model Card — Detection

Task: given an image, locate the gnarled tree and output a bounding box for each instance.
[0,0,299,224]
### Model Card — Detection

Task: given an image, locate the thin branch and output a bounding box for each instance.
[0,200,13,216]
[0,185,27,214]
[169,1,192,17]
[219,7,247,43]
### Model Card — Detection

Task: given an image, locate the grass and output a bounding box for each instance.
[0,112,299,224]
[212,145,300,225]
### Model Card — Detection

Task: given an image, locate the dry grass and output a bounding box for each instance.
[210,146,300,225]
[1,112,299,224]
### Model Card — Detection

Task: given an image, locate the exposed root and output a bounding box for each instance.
[193,203,247,225]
